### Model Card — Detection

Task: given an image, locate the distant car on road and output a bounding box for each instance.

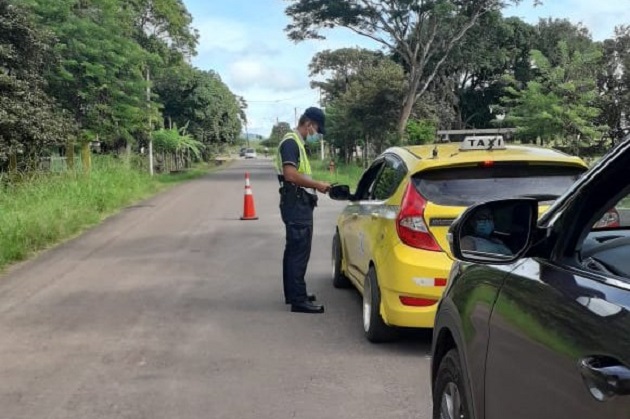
[244,148,257,159]
[431,135,630,419]
[239,147,247,157]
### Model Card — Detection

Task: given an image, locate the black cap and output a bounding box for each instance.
[303,107,326,135]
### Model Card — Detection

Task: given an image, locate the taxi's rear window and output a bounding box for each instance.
[413,163,585,206]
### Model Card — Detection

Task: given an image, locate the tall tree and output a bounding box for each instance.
[501,43,607,154]
[324,58,406,161]
[533,18,593,68]
[268,122,292,147]
[285,0,529,138]
[598,25,630,143]
[440,13,535,128]
[154,65,244,152]
[342,59,406,152]
[21,0,154,149]
[0,0,75,170]
[126,0,198,60]
[309,48,387,104]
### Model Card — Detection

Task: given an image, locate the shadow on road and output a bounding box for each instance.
[328,285,433,358]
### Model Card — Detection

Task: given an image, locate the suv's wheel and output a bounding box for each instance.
[332,232,351,288]
[433,349,472,419]
[363,266,398,343]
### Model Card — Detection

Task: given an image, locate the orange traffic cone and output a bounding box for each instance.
[240,172,259,220]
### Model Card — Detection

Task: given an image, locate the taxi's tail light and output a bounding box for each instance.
[396,183,441,252]
[594,208,621,229]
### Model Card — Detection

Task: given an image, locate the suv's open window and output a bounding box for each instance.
[580,188,630,281]
[413,164,585,206]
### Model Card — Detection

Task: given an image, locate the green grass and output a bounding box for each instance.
[0,156,222,271]
[310,159,365,190]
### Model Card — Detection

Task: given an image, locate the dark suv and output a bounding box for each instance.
[431,137,630,419]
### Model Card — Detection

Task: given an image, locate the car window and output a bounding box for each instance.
[371,155,407,201]
[413,163,585,206]
[354,161,384,201]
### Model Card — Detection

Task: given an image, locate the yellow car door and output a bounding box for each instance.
[341,160,386,282]
[355,154,408,278]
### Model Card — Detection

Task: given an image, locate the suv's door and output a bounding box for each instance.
[484,163,630,419]
[484,260,630,419]
[354,154,407,278]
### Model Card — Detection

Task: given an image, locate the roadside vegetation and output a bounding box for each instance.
[0,0,245,270]
[0,157,221,271]
[310,159,365,190]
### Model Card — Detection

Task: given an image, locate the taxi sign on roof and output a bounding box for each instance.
[460,135,506,151]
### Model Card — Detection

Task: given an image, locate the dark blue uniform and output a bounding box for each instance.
[278,138,316,304]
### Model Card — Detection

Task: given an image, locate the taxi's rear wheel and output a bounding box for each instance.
[363,266,398,343]
[332,232,351,289]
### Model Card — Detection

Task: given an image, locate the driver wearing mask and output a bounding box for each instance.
[461,207,513,255]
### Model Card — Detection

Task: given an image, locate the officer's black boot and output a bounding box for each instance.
[291,301,325,314]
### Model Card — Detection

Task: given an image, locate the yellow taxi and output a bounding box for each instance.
[328,136,594,342]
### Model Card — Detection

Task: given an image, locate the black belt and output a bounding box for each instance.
[279,183,318,207]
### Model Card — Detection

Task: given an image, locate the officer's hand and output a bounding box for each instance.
[316,181,331,194]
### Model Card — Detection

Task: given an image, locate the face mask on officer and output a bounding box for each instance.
[306,123,319,143]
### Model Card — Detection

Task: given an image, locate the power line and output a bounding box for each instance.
[245,93,315,103]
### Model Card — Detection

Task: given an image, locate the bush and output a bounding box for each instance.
[406,119,437,145]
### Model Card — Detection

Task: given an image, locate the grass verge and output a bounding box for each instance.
[0,156,224,272]
[310,159,365,191]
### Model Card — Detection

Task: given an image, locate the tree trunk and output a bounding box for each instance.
[66,139,75,171]
[397,72,423,141]
[125,139,132,168]
[9,153,17,174]
[81,142,91,174]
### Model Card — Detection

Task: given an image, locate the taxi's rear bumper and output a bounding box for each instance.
[377,243,453,329]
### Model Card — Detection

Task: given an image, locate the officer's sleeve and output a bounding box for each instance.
[279,139,300,169]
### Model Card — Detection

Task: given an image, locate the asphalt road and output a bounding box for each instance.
[0,159,433,419]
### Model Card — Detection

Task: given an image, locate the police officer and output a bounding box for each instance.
[277,107,331,314]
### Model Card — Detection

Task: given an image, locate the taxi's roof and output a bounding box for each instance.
[387,142,587,170]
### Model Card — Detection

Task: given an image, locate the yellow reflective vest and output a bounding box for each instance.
[276,131,312,176]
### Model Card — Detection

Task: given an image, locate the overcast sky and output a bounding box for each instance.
[183,0,630,137]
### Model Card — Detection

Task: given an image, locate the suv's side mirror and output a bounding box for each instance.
[329,184,353,201]
[448,199,538,264]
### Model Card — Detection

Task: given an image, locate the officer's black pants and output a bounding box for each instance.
[280,193,314,304]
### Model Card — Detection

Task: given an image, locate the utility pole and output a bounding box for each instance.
[245,120,250,147]
[320,135,325,161]
[147,67,154,176]
[319,100,326,161]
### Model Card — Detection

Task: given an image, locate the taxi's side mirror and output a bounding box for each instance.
[329,184,353,201]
